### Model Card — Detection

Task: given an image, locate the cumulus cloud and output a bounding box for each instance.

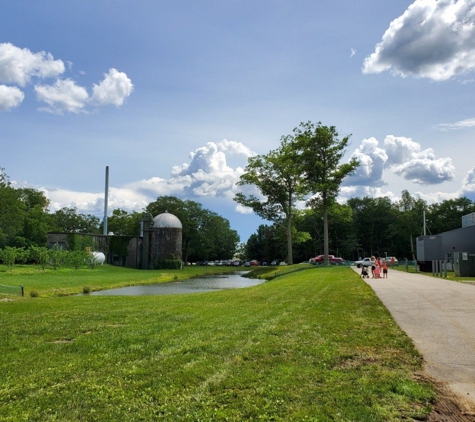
[363,0,475,80]
[91,68,133,106]
[0,42,133,113]
[35,79,89,114]
[0,85,24,110]
[17,138,473,225]
[346,134,455,187]
[42,140,251,216]
[344,137,388,187]
[0,42,65,86]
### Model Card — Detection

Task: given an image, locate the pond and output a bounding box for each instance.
[88,272,265,296]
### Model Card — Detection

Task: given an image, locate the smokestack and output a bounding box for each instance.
[103,166,109,236]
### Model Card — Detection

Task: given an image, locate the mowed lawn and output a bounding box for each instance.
[0,266,434,421]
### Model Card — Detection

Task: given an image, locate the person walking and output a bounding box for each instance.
[370,256,376,278]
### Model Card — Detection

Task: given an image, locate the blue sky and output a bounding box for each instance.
[1,0,475,242]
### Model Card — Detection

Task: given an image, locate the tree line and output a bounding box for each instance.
[243,192,475,264]
[0,169,239,263]
[234,121,475,264]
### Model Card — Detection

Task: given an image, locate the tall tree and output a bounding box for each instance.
[234,138,306,264]
[294,122,359,265]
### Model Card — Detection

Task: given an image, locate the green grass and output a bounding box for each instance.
[0,266,435,421]
[0,264,238,297]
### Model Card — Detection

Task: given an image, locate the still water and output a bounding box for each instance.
[88,272,264,296]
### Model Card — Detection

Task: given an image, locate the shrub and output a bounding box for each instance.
[153,259,182,270]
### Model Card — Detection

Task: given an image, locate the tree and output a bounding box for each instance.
[234,138,306,264]
[51,207,100,233]
[294,122,359,265]
[106,209,143,236]
[0,173,26,248]
[427,197,475,234]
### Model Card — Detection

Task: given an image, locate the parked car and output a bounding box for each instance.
[250,260,259,266]
[355,257,374,268]
[206,261,216,266]
[270,260,278,266]
[310,255,345,265]
[233,260,241,266]
[244,261,251,267]
[279,261,287,266]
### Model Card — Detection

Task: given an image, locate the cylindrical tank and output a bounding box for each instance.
[151,211,182,261]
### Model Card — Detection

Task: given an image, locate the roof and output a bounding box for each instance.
[152,211,182,229]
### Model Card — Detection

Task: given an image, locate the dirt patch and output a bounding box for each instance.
[428,381,475,422]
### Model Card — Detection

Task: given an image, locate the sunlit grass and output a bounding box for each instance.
[0,266,435,421]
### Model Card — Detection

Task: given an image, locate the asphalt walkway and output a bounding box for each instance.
[352,266,475,407]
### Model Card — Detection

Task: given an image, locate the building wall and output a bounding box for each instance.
[150,228,182,262]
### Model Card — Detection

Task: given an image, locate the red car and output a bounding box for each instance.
[309,255,345,265]
[250,260,259,266]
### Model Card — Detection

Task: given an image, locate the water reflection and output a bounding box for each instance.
[88,272,264,296]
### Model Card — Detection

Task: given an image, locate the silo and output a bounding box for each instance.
[151,211,183,263]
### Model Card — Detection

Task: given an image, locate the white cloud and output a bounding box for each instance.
[339,185,400,203]
[350,48,356,58]
[91,68,133,106]
[363,0,475,80]
[435,117,475,131]
[41,140,251,217]
[26,138,463,224]
[384,135,455,184]
[0,42,65,86]
[0,85,24,110]
[0,43,133,113]
[345,137,388,187]
[35,79,89,114]
[346,134,455,187]
[216,139,256,157]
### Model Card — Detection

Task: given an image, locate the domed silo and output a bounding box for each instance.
[151,211,183,263]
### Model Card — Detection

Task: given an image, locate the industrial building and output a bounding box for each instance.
[47,211,183,269]
[416,212,475,276]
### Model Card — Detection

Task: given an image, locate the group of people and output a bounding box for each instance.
[362,256,391,279]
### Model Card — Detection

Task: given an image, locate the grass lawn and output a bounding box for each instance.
[0,265,435,421]
[0,264,239,297]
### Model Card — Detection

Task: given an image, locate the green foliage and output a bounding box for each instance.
[49,243,66,270]
[235,137,307,264]
[67,250,90,269]
[0,247,21,271]
[30,246,50,270]
[109,236,133,259]
[51,207,100,233]
[105,209,143,236]
[153,259,182,269]
[29,290,39,297]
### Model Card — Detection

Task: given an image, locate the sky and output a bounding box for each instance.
[1,0,475,243]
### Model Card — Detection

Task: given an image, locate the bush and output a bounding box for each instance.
[153,259,182,270]
[29,290,39,298]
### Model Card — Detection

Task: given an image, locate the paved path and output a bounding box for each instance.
[352,266,475,406]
